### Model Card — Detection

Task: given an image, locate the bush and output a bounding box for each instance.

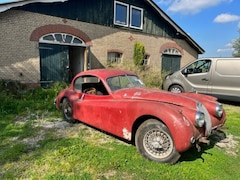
[133,41,145,66]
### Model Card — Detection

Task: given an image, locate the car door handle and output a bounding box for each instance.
[202,78,209,81]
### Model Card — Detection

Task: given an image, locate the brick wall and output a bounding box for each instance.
[0,10,198,83]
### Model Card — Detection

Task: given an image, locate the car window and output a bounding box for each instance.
[107,74,145,91]
[184,60,211,74]
[74,76,108,95]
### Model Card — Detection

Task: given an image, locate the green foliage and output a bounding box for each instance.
[0,79,240,179]
[232,37,240,57]
[133,41,145,66]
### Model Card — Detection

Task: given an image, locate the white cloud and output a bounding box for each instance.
[214,13,240,23]
[217,48,233,53]
[217,42,234,53]
[155,0,173,5]
[167,0,231,14]
[238,22,240,30]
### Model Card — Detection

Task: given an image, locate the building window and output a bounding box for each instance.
[130,6,143,29]
[114,1,129,27]
[114,1,143,30]
[39,33,85,46]
[163,48,181,56]
[107,52,123,64]
[142,54,150,66]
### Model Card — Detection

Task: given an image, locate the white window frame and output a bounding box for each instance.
[114,1,129,27]
[130,5,143,29]
[107,52,123,64]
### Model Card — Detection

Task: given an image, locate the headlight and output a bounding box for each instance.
[216,103,223,118]
[195,111,205,127]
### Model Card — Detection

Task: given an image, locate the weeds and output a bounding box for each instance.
[0,77,240,179]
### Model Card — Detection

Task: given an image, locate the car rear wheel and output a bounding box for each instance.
[169,85,184,93]
[62,98,76,123]
[135,119,180,164]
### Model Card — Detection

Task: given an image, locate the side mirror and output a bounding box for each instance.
[182,68,188,76]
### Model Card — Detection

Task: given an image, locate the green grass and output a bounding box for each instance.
[0,83,239,179]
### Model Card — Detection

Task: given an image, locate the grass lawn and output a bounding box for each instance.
[0,85,239,179]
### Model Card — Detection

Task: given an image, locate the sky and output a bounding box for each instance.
[153,0,240,58]
[0,0,239,57]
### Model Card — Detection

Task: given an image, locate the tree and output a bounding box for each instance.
[232,31,240,57]
[133,41,145,66]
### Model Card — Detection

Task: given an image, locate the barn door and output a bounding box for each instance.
[39,43,69,87]
[161,54,181,73]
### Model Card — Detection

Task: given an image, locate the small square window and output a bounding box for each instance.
[114,1,129,27]
[130,6,143,29]
[107,52,122,64]
[142,54,150,66]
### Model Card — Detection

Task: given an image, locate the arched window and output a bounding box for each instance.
[163,48,181,55]
[39,33,86,46]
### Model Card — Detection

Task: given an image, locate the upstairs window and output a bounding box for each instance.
[114,1,143,30]
[114,1,129,27]
[130,6,143,29]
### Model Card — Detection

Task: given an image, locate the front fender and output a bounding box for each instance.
[133,102,196,152]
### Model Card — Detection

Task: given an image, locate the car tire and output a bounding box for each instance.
[169,85,184,93]
[135,119,180,164]
[62,98,77,123]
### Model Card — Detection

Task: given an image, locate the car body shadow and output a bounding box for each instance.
[178,130,227,163]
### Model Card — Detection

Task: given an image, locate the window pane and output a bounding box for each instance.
[115,2,128,26]
[130,7,142,29]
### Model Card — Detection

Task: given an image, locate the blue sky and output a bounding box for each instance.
[153,0,240,57]
[1,0,239,57]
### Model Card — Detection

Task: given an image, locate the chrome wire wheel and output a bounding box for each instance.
[135,119,180,164]
[143,128,173,159]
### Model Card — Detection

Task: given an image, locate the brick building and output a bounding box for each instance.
[0,0,204,86]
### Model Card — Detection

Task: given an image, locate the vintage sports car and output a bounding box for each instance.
[55,69,226,164]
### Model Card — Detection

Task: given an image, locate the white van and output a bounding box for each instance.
[162,57,240,102]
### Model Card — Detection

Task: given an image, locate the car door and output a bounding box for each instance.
[182,59,212,94]
[72,75,130,138]
[74,93,131,138]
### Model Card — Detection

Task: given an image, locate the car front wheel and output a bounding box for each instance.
[62,98,76,123]
[135,119,180,164]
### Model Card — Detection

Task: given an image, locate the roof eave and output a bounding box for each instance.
[145,0,205,54]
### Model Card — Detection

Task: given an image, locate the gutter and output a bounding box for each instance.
[0,0,68,13]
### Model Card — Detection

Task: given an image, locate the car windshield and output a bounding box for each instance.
[107,74,145,91]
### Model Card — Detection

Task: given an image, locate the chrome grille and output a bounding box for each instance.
[197,102,212,136]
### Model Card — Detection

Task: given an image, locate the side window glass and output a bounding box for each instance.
[74,76,108,95]
[184,60,211,74]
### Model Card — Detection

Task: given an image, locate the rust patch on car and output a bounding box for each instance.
[122,128,132,140]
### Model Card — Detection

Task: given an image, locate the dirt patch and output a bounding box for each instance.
[14,116,239,156]
[216,134,239,156]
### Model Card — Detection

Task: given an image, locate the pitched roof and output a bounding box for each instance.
[0,0,204,54]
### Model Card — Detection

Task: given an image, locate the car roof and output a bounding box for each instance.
[77,69,137,79]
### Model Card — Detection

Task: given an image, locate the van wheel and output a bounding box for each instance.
[169,85,184,93]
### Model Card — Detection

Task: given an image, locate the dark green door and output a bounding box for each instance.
[39,43,69,87]
[162,54,181,73]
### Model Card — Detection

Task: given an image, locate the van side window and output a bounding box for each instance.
[184,60,211,74]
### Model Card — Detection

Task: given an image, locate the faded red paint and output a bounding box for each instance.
[55,69,226,153]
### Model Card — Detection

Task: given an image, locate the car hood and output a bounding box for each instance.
[114,87,199,108]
